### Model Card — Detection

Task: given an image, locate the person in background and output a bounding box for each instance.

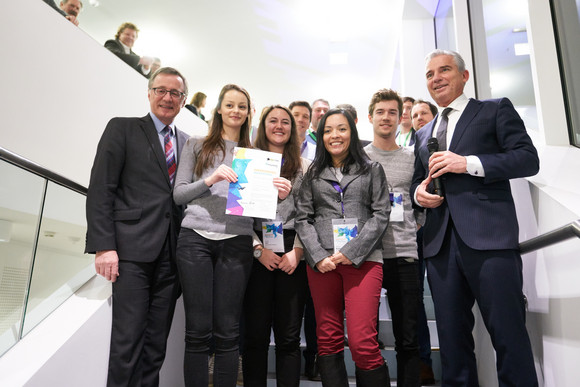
[412,49,539,386]
[410,97,437,385]
[289,101,316,161]
[173,84,267,387]
[295,108,391,386]
[305,98,330,145]
[335,103,358,124]
[290,97,320,380]
[59,0,82,24]
[243,105,308,387]
[395,97,416,148]
[365,88,423,387]
[147,57,162,78]
[411,99,437,132]
[185,92,207,121]
[86,67,190,387]
[42,0,79,25]
[105,22,153,77]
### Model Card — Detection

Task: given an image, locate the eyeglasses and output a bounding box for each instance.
[150,88,185,99]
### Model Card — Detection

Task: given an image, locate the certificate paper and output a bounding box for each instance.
[226,147,281,219]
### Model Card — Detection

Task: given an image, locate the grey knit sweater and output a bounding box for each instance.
[173,137,254,236]
[364,144,424,260]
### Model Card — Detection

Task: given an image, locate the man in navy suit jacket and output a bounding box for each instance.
[86,67,189,387]
[411,50,539,386]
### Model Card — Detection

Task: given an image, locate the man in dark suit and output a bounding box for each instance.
[411,49,539,386]
[104,22,152,77]
[86,67,190,387]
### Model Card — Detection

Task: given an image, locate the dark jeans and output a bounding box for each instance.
[383,258,421,387]
[243,229,308,387]
[176,228,253,387]
[416,228,432,366]
[108,238,180,387]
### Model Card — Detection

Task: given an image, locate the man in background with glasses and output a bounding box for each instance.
[86,67,190,387]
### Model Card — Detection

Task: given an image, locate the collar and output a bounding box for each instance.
[150,112,175,136]
[439,93,469,115]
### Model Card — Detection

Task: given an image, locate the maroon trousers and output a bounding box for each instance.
[307,261,384,370]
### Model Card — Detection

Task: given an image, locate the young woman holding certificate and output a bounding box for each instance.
[242,105,309,387]
[295,108,392,386]
[173,84,256,387]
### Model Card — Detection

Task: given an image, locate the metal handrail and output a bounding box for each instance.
[519,220,580,254]
[0,146,87,195]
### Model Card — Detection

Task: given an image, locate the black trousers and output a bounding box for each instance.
[243,230,308,387]
[176,229,253,387]
[383,258,421,387]
[108,238,180,387]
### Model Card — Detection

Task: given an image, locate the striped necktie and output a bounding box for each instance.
[161,126,176,185]
[436,107,453,151]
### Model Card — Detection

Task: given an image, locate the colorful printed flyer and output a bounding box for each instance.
[332,218,358,253]
[226,147,281,219]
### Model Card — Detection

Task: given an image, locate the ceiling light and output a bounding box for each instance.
[514,43,530,56]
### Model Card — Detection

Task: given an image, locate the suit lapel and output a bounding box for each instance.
[449,99,483,151]
[141,115,171,186]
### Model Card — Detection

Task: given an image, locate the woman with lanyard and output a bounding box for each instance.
[242,105,309,387]
[295,108,391,386]
[174,84,264,387]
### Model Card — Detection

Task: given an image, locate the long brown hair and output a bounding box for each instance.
[254,105,301,181]
[194,84,252,176]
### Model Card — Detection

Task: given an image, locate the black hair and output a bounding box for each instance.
[308,108,370,178]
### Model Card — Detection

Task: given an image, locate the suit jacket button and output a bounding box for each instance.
[165,213,170,218]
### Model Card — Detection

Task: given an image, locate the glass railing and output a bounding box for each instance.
[0,147,93,356]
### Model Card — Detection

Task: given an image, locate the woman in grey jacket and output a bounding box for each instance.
[295,108,391,386]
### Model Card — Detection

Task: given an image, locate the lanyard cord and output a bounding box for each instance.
[331,181,347,218]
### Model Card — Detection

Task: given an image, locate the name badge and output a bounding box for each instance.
[390,192,404,222]
[332,218,358,253]
[262,221,284,253]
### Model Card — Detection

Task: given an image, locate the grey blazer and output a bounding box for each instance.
[295,161,390,269]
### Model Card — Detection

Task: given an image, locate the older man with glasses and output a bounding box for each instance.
[86,67,190,387]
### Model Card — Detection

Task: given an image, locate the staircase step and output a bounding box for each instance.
[263,345,441,382]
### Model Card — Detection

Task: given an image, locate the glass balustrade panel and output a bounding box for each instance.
[22,181,93,336]
[0,160,45,356]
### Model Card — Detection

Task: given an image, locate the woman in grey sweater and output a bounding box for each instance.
[173,84,254,387]
[295,108,391,386]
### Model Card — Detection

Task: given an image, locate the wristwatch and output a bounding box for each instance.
[253,246,263,259]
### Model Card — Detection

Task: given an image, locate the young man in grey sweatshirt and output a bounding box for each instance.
[364,88,424,387]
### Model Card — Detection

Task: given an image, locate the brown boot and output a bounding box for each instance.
[420,361,436,385]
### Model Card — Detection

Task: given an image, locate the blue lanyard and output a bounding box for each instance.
[331,182,346,218]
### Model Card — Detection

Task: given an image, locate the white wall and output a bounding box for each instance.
[0,0,198,385]
[0,0,207,187]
